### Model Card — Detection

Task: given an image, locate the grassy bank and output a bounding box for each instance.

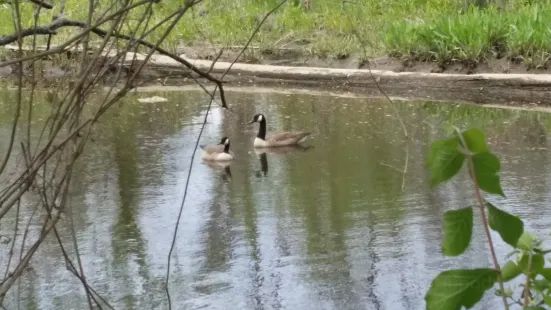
[385,4,551,69]
[2,0,551,70]
[0,0,459,56]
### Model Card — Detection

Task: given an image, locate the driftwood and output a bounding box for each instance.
[105,52,551,105]
[2,44,551,105]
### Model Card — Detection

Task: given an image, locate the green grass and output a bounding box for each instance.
[383,3,551,68]
[1,0,551,69]
[0,0,456,55]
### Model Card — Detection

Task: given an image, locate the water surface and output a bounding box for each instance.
[1,88,551,310]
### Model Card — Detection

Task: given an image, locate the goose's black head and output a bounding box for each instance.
[247,113,265,124]
[219,137,230,145]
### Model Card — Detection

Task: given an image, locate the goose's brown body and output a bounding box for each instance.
[200,137,234,161]
[249,114,311,148]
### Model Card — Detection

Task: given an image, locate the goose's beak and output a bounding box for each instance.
[247,120,255,124]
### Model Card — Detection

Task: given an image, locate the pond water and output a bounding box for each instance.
[1,87,551,310]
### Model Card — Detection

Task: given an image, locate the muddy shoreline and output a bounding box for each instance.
[2,45,551,106]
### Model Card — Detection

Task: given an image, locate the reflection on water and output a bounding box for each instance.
[1,88,551,309]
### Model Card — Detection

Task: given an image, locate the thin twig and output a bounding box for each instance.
[19,141,108,309]
[379,162,402,173]
[0,3,185,216]
[32,136,111,309]
[0,1,232,307]
[0,0,24,177]
[27,2,43,156]
[0,13,230,108]
[164,85,213,310]
[343,7,410,192]
[343,13,407,138]
[221,0,287,81]
[2,199,20,281]
[0,1,210,306]
[1,0,161,63]
[402,143,409,191]
[163,1,287,309]
[0,211,62,298]
[456,127,509,310]
[206,0,288,113]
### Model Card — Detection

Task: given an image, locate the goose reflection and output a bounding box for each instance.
[204,160,232,181]
[253,145,314,177]
[255,152,268,177]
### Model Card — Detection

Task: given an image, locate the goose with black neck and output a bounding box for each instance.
[248,113,312,148]
[200,137,234,161]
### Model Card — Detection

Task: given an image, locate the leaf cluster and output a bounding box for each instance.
[425,127,551,309]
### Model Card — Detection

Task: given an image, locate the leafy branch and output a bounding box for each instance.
[425,127,551,309]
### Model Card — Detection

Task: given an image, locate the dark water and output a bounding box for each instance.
[1,87,551,310]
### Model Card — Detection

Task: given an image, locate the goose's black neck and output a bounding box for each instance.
[257,119,267,140]
[223,142,231,153]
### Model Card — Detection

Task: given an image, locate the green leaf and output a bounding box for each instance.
[540,268,551,282]
[471,152,505,197]
[425,268,498,310]
[441,207,473,256]
[427,137,466,188]
[543,294,551,306]
[532,278,550,292]
[461,128,489,153]
[518,253,545,276]
[501,260,522,282]
[487,202,523,247]
[517,231,539,250]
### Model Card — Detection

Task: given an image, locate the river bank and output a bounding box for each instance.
[2,45,551,106]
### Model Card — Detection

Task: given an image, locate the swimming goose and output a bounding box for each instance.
[200,137,234,161]
[248,113,311,148]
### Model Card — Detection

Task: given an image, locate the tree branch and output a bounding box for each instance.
[0,17,82,46]
[0,15,230,108]
[28,0,53,9]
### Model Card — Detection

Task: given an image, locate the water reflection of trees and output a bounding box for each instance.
[111,117,150,308]
[0,90,211,308]
[224,92,551,308]
[4,88,551,309]
[257,93,407,308]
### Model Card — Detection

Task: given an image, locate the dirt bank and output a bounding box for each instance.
[133,47,551,106]
[2,45,551,106]
[176,45,551,75]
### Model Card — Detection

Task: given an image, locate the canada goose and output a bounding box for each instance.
[248,113,311,148]
[200,137,234,161]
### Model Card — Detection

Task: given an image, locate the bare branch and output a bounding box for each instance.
[345,18,408,138]
[0,14,230,108]
[205,0,288,112]
[1,0,155,63]
[28,0,53,9]
[0,18,83,46]
[0,0,241,307]
[0,0,25,177]
[0,211,62,298]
